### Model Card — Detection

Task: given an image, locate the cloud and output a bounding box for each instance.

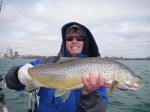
[0,0,150,58]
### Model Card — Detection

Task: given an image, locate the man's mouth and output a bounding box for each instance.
[71,46,79,50]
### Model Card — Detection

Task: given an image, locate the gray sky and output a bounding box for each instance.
[0,0,150,58]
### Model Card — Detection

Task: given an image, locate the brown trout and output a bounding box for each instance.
[27,57,143,102]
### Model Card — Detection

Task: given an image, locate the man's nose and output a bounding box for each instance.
[72,38,78,43]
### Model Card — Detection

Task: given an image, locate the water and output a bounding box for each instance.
[107,60,150,112]
[0,59,35,112]
[0,59,150,112]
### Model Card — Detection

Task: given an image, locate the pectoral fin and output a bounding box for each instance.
[109,80,119,94]
[55,89,71,102]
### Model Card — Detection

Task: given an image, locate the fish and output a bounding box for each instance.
[27,57,143,102]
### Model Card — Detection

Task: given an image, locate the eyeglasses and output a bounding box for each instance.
[65,36,85,41]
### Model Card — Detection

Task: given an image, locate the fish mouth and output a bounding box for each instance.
[131,79,144,90]
[117,83,144,91]
[131,83,144,90]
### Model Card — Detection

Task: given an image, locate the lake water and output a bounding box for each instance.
[0,59,150,112]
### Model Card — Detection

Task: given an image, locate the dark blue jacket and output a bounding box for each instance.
[28,58,108,112]
[5,22,108,112]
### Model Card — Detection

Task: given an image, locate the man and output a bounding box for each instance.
[5,22,108,112]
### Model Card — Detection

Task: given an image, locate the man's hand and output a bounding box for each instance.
[81,71,108,95]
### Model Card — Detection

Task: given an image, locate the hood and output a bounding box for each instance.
[59,22,100,57]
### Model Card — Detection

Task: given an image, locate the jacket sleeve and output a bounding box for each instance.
[5,66,25,91]
[79,90,106,112]
[4,56,59,91]
[5,59,44,91]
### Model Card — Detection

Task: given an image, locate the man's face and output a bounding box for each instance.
[65,29,84,54]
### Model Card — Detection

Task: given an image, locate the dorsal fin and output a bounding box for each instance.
[57,57,79,64]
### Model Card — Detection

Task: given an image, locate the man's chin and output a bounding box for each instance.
[70,51,81,54]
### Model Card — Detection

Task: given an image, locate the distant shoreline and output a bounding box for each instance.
[114,58,150,60]
[1,57,150,60]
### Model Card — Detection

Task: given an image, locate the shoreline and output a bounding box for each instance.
[0,57,150,60]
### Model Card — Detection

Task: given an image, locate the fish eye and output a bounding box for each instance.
[126,81,130,85]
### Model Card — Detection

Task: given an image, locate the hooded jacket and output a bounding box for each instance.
[5,22,108,112]
[61,22,100,57]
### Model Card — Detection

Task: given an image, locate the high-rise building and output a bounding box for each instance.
[7,47,13,58]
[0,52,4,58]
[15,51,19,58]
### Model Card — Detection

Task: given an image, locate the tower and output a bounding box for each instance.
[7,47,13,58]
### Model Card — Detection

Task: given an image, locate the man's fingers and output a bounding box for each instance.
[81,76,91,89]
[97,72,104,87]
[89,71,97,88]
[81,72,107,92]
[97,73,111,88]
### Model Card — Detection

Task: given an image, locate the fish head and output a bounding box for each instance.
[116,67,144,91]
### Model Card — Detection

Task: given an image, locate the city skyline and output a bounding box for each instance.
[0,47,19,58]
[0,47,149,59]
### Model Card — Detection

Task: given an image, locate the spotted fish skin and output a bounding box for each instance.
[28,57,143,102]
